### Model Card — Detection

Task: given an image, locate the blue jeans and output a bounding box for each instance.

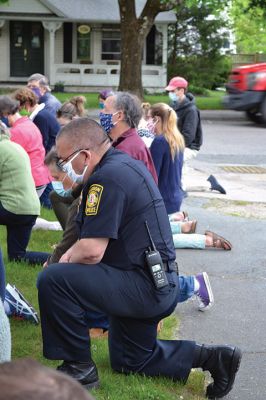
[24,251,51,265]
[0,249,5,302]
[178,275,195,302]
[40,183,53,209]
[0,202,37,261]
[170,222,206,249]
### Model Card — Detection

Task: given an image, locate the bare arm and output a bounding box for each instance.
[59,237,109,265]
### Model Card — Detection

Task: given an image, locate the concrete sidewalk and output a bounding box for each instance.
[176,145,266,397]
[176,196,266,400]
[183,160,266,204]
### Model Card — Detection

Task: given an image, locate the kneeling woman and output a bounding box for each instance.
[149,103,185,214]
[0,121,40,261]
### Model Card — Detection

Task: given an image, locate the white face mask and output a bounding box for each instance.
[147,118,158,134]
[62,151,88,183]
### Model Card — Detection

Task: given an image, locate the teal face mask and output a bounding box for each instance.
[52,181,72,197]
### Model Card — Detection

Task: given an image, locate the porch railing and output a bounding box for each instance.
[51,63,166,88]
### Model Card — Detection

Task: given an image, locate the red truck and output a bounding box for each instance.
[223,62,266,124]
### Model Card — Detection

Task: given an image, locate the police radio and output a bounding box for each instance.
[144,221,169,289]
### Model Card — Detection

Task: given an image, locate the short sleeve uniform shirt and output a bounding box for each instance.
[76,148,175,270]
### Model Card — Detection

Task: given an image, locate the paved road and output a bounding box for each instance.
[185,111,266,203]
[177,112,266,399]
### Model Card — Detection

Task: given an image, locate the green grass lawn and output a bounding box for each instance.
[1,207,206,399]
[0,87,224,110]
[54,90,224,111]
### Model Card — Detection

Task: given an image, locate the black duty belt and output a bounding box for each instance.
[162,261,178,274]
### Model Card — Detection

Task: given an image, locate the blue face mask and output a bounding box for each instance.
[99,112,116,134]
[31,87,42,99]
[99,102,105,109]
[52,181,72,197]
[169,92,179,103]
[1,116,9,127]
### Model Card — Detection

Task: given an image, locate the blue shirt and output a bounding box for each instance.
[150,135,183,214]
[39,93,61,116]
[76,147,176,270]
[33,109,60,153]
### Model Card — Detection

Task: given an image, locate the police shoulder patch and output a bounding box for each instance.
[85,184,104,216]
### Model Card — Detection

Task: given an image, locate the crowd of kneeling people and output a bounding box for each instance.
[0,73,240,399]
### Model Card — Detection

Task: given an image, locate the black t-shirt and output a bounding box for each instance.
[76,147,176,270]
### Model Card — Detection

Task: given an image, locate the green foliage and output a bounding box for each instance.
[187,85,209,96]
[248,0,266,14]
[230,0,266,53]
[168,55,232,90]
[168,1,232,89]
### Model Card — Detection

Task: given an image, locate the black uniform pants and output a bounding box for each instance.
[38,262,196,382]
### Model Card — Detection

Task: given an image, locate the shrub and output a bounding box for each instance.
[168,55,232,90]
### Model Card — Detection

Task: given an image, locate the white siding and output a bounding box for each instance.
[54,26,63,63]
[43,28,50,77]
[93,30,101,64]
[0,22,10,80]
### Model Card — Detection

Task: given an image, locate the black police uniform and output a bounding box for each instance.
[38,147,196,382]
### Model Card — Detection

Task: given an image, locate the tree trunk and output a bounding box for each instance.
[118,0,179,99]
[119,19,147,99]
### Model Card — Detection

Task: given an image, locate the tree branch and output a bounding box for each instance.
[140,0,180,20]
[118,0,137,21]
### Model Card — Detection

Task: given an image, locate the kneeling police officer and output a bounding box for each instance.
[38,118,241,399]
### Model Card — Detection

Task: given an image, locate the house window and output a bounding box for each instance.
[77,24,91,60]
[102,31,121,60]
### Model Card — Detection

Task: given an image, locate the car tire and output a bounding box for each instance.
[260,97,266,125]
[246,109,263,124]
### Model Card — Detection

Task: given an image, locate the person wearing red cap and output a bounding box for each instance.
[165,76,202,160]
[165,76,226,195]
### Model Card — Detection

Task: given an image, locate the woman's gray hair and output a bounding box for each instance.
[113,92,142,128]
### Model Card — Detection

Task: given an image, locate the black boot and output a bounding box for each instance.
[207,175,226,195]
[193,344,242,399]
[57,360,99,389]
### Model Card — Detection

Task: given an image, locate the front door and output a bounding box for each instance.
[10,21,44,77]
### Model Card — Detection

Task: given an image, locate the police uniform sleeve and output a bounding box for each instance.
[79,176,127,240]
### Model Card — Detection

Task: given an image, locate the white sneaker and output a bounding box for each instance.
[5,284,39,324]
[32,217,62,231]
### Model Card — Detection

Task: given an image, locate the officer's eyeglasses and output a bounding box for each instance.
[57,148,90,169]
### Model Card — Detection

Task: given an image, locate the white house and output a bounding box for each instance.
[0,0,176,90]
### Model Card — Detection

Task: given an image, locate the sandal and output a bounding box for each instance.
[182,211,189,221]
[205,231,232,250]
[187,219,197,234]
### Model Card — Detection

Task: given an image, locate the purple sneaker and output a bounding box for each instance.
[195,272,214,311]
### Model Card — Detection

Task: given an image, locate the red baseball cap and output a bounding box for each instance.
[165,76,188,91]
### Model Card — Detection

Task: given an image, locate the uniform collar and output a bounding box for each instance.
[97,147,115,169]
